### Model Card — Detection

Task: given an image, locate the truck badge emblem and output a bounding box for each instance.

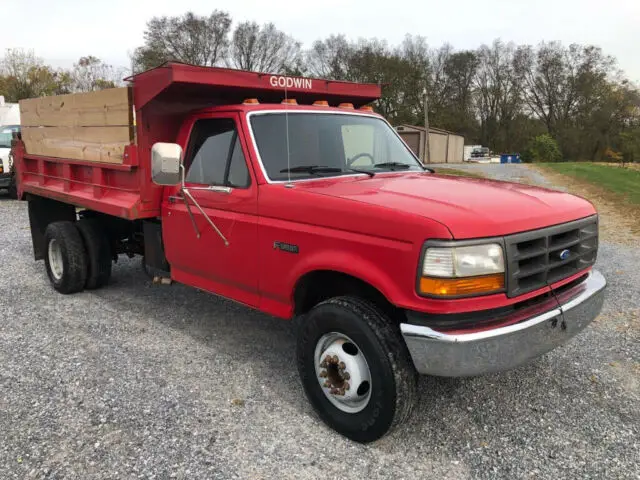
[274,242,299,254]
[559,249,570,260]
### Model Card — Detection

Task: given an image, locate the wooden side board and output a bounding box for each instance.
[19,88,132,127]
[21,126,133,164]
[19,88,133,163]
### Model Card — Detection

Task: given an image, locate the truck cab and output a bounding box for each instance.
[13,63,606,443]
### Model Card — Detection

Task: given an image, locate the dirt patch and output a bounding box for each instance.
[531,165,640,246]
[594,307,640,332]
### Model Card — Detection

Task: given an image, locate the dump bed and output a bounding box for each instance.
[15,62,381,220]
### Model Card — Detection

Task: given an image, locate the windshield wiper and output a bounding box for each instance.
[280,165,343,174]
[373,162,413,170]
[280,165,377,178]
[347,168,375,177]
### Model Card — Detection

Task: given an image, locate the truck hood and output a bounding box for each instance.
[295,172,596,239]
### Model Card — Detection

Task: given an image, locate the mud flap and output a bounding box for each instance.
[143,220,170,272]
[27,195,76,261]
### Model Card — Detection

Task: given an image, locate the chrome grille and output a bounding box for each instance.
[504,216,598,297]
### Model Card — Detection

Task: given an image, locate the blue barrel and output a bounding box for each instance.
[500,153,521,164]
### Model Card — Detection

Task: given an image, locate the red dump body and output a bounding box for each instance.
[14,63,381,219]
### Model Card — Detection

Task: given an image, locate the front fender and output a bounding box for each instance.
[288,248,410,306]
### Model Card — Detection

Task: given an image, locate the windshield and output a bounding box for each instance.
[0,126,19,149]
[249,112,424,181]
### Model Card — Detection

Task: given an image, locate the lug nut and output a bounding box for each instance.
[338,362,346,370]
[343,372,350,380]
[332,355,339,364]
[319,370,328,378]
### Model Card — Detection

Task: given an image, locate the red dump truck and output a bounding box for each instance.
[13,63,606,442]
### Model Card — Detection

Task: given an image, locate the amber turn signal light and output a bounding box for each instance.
[281,98,298,105]
[419,274,504,297]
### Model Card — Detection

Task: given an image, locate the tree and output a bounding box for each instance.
[303,35,428,123]
[0,48,72,101]
[347,39,413,122]
[474,40,522,151]
[132,11,232,72]
[228,22,301,73]
[514,43,615,135]
[72,56,122,92]
[397,35,430,124]
[523,133,562,162]
[425,43,453,127]
[439,50,479,137]
[618,130,640,165]
[305,35,353,79]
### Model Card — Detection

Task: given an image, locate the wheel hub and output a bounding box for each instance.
[314,333,371,413]
[319,354,351,396]
[48,238,64,280]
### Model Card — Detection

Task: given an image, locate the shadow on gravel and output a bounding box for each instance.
[83,257,561,435]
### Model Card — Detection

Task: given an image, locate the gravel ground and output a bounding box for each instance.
[0,165,638,480]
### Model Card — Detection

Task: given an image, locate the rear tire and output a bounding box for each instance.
[44,221,87,294]
[296,296,418,443]
[76,218,112,289]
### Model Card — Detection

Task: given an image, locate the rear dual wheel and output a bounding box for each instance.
[44,222,88,294]
[76,219,112,289]
[44,220,111,294]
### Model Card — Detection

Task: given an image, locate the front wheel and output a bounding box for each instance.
[296,296,418,442]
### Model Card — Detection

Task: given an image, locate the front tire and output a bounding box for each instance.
[44,221,87,294]
[296,296,418,443]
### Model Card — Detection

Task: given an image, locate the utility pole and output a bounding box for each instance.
[423,89,430,165]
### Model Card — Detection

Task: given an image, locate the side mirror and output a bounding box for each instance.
[151,142,182,186]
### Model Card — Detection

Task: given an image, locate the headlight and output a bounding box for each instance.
[419,243,505,297]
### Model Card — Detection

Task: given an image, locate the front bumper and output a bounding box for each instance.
[401,269,606,376]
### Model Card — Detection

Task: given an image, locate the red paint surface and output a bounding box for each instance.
[14,63,597,321]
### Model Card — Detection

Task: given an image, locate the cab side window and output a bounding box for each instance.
[185,119,250,188]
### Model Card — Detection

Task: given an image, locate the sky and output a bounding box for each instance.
[2,0,639,81]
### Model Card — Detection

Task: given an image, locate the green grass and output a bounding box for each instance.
[433,167,485,178]
[539,162,640,205]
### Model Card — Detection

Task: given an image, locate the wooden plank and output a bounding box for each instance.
[22,126,132,164]
[19,88,132,127]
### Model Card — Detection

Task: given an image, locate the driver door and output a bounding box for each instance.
[162,114,259,307]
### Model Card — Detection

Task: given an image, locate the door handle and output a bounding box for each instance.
[207,186,232,194]
[175,185,232,194]
[168,195,183,204]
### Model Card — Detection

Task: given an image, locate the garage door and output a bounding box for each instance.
[399,132,420,157]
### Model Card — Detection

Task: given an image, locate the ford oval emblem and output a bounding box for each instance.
[559,249,570,260]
